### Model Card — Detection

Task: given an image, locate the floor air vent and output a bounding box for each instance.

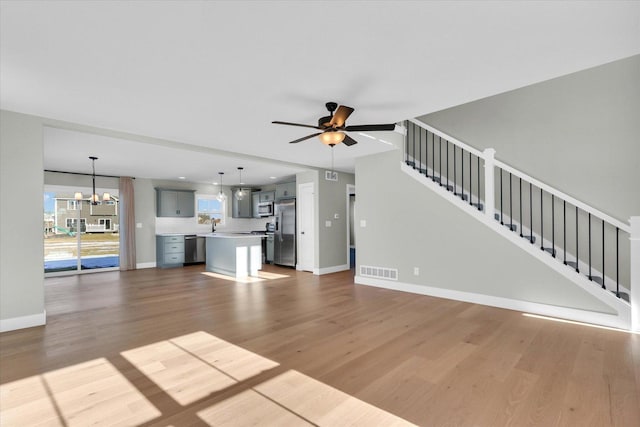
[360,265,398,281]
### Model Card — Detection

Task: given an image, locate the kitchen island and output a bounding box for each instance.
[201,233,265,278]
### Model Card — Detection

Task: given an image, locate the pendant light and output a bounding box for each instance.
[235,167,245,200]
[216,172,227,202]
[75,156,110,205]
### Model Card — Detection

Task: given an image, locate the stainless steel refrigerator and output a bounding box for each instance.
[274,198,296,267]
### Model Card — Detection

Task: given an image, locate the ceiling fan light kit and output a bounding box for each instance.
[272,101,396,147]
[319,131,345,146]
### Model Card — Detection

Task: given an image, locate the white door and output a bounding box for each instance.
[297,182,315,272]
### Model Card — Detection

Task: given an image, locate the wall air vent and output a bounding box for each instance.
[359,265,398,281]
[325,170,338,181]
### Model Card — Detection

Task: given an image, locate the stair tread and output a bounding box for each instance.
[589,276,604,285]
[612,291,630,303]
[542,247,557,256]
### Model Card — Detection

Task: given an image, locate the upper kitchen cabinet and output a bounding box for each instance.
[259,191,275,202]
[232,188,253,218]
[275,182,296,199]
[156,189,195,217]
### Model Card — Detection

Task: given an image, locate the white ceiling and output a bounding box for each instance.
[2,1,639,182]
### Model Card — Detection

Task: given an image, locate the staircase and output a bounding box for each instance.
[402,119,637,329]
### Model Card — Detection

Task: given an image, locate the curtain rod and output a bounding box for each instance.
[45,169,135,179]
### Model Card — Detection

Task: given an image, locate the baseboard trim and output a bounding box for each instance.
[0,310,47,333]
[136,262,156,269]
[314,264,350,275]
[354,276,630,330]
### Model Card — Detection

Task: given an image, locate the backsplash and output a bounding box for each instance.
[155,215,274,234]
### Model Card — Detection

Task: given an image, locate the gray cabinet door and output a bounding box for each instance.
[232,188,252,218]
[260,191,275,202]
[177,191,194,217]
[156,189,194,217]
[275,182,296,200]
[252,193,260,218]
[157,190,178,216]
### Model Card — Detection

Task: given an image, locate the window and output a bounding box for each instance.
[67,200,80,210]
[197,196,224,225]
[66,218,86,232]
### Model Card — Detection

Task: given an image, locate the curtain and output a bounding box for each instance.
[119,177,136,270]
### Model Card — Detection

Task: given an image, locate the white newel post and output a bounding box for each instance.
[630,216,640,332]
[483,148,496,220]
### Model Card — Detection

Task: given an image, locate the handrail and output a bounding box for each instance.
[408,118,484,158]
[493,159,630,233]
[407,118,631,234]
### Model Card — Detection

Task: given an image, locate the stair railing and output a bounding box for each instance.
[404,119,635,309]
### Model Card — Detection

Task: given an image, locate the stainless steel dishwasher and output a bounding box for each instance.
[184,235,206,264]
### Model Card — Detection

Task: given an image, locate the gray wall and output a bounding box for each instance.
[296,169,354,271]
[420,54,640,222]
[318,171,355,269]
[1,110,45,325]
[356,149,615,314]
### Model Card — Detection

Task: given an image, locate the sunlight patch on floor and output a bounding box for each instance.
[0,358,160,426]
[201,271,265,283]
[522,313,638,334]
[200,270,290,283]
[200,369,416,426]
[1,331,414,426]
[121,331,279,405]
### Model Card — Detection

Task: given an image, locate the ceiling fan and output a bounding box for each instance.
[272,102,396,147]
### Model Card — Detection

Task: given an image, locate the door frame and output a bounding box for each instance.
[297,182,315,272]
[346,184,355,267]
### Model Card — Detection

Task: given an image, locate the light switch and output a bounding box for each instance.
[360,219,366,227]
[325,220,332,227]
[334,213,339,219]
[136,223,143,228]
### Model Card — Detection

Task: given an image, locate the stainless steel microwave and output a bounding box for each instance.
[257,201,274,217]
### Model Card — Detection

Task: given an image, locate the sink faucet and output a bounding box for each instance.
[211,220,216,233]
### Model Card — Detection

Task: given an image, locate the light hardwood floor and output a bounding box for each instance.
[1,265,639,426]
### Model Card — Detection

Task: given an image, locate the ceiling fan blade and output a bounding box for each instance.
[344,123,396,132]
[272,121,323,130]
[342,134,358,146]
[289,132,322,144]
[329,105,355,127]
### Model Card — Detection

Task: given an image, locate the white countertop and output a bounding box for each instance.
[198,232,266,239]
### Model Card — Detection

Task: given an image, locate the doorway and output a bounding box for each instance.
[346,184,356,270]
[44,185,120,274]
[297,182,315,272]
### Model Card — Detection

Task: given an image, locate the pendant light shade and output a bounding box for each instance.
[235,167,245,200]
[217,172,226,202]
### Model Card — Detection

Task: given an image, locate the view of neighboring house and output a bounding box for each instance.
[53,195,119,234]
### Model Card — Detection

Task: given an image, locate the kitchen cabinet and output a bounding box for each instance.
[156,189,195,217]
[232,188,253,218]
[252,190,276,218]
[252,193,260,219]
[275,182,296,199]
[259,191,275,202]
[156,235,185,268]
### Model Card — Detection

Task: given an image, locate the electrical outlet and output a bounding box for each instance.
[136,223,143,228]
[334,213,339,219]
[325,220,332,227]
[413,267,419,276]
[360,219,366,227]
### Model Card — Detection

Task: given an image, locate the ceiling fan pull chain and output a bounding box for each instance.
[331,145,335,172]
